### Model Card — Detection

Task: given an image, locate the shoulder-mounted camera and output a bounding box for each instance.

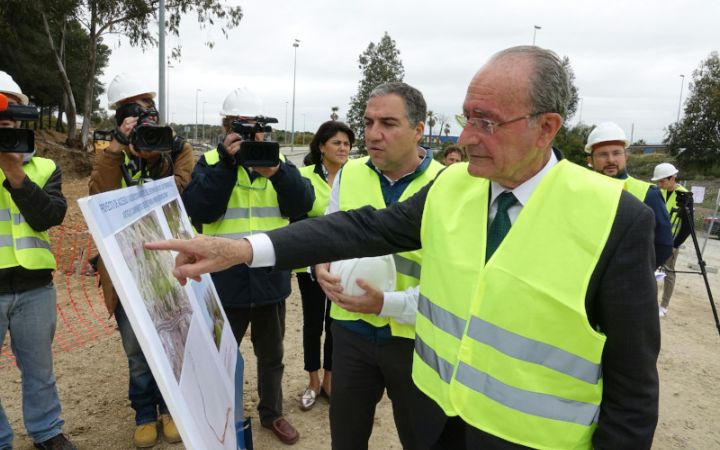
[230,115,280,167]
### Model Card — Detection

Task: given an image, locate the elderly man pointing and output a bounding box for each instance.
[148,46,659,449]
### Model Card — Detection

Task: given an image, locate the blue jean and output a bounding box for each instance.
[0,283,64,447]
[114,302,168,425]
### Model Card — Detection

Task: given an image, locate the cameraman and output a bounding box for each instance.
[652,163,691,317]
[182,87,313,446]
[0,72,75,449]
[88,73,194,448]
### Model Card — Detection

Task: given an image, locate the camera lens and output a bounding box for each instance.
[0,129,20,151]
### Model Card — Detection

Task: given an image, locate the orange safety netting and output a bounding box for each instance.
[0,225,116,370]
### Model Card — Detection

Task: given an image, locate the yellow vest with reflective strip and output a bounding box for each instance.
[416,160,619,449]
[201,150,289,239]
[662,184,688,235]
[333,155,442,339]
[0,157,57,270]
[624,175,651,202]
[293,164,332,274]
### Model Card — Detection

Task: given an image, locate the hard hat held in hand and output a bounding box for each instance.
[220,87,263,117]
[329,256,396,297]
[107,73,156,109]
[584,121,629,154]
[651,163,679,181]
[0,71,29,105]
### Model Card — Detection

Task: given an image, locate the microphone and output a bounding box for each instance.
[0,93,8,112]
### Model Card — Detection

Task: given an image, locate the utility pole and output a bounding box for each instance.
[194,88,201,142]
[291,39,300,151]
[158,0,166,123]
[677,74,685,122]
[532,25,541,46]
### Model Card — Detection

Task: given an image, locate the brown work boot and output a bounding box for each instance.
[159,414,182,444]
[133,422,158,448]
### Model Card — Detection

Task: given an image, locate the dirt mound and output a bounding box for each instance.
[34,129,94,179]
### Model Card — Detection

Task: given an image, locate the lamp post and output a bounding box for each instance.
[202,101,208,143]
[194,88,201,142]
[284,101,289,144]
[158,0,166,123]
[677,74,685,123]
[166,62,174,123]
[291,39,300,151]
[532,25,542,45]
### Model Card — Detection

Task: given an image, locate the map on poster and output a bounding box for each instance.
[78,177,246,450]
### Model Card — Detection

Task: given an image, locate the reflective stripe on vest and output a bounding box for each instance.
[201,149,289,239]
[417,160,619,449]
[0,157,57,270]
[624,176,651,202]
[333,156,442,339]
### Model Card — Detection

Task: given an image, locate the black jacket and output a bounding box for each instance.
[183,152,314,308]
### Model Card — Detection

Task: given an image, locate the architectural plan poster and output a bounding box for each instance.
[78,177,247,450]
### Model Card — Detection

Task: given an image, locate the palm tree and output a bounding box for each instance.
[444,123,451,138]
[331,106,339,121]
[427,110,436,145]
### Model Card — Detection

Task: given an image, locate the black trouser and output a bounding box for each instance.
[297,272,333,372]
[224,302,286,426]
[329,322,420,450]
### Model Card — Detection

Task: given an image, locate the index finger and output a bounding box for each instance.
[144,239,192,252]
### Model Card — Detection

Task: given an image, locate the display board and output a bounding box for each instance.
[78,177,246,450]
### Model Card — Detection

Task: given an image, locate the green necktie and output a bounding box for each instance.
[486,191,518,261]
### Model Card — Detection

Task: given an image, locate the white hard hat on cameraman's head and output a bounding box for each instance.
[329,256,396,297]
[107,73,156,110]
[220,87,263,117]
[651,162,679,181]
[584,121,630,154]
[0,71,29,105]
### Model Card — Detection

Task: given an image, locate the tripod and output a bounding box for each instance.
[667,190,720,337]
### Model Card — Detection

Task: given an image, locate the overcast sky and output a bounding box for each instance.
[99,0,719,144]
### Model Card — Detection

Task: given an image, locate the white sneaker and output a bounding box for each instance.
[659,307,668,317]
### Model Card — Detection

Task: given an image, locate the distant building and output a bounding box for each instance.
[627,144,669,155]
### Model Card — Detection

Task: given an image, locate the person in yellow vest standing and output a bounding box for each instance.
[89,73,194,448]
[309,82,441,449]
[181,87,313,446]
[149,47,661,449]
[585,121,673,268]
[652,162,691,317]
[0,72,76,449]
[295,120,355,411]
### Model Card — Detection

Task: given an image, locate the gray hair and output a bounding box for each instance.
[490,46,571,119]
[369,82,427,127]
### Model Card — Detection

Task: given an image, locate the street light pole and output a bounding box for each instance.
[677,74,685,122]
[284,101,289,144]
[158,0,166,123]
[202,101,207,143]
[578,97,584,124]
[166,62,174,123]
[195,88,201,141]
[302,113,306,145]
[291,39,300,151]
[532,25,542,45]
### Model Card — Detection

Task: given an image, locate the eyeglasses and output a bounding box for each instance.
[464,112,546,135]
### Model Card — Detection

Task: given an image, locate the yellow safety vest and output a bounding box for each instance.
[416,160,620,449]
[334,155,442,339]
[624,175,651,202]
[0,157,57,270]
[293,164,333,274]
[662,184,688,235]
[202,150,289,239]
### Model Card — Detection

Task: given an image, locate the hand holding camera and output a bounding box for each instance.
[110,103,173,153]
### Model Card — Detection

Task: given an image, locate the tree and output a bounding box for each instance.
[426,110,436,146]
[62,0,243,148]
[443,122,450,139]
[347,32,405,150]
[330,106,339,121]
[665,52,720,172]
[553,123,593,166]
[562,56,580,123]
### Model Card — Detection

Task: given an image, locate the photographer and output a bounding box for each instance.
[0,72,75,450]
[88,73,194,448]
[652,163,691,317]
[182,87,313,445]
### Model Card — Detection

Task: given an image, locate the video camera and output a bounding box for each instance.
[114,102,173,152]
[0,93,38,153]
[675,189,693,209]
[230,116,280,167]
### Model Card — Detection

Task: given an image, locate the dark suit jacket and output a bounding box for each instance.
[267,166,660,450]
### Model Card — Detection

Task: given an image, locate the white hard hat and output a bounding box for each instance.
[107,73,156,109]
[651,163,679,181]
[329,256,396,297]
[584,122,629,154]
[220,87,262,117]
[0,71,29,105]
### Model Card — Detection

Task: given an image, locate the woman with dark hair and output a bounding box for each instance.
[297,120,354,411]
